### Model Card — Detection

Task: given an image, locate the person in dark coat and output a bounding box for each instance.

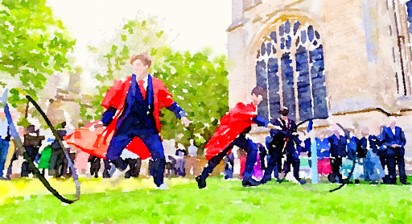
[102,159,111,178]
[360,127,385,184]
[346,129,360,183]
[174,144,187,177]
[21,124,44,177]
[380,119,410,185]
[88,155,101,178]
[223,151,235,179]
[376,125,388,174]
[165,155,176,178]
[48,122,67,178]
[261,124,286,183]
[327,126,348,183]
[261,107,306,185]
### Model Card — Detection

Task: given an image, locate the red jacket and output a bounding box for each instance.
[65,75,176,159]
[204,102,257,160]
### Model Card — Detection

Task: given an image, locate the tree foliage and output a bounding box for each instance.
[0,0,75,111]
[79,17,228,149]
[152,47,228,148]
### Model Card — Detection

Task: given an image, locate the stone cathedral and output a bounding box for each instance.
[227,0,412,160]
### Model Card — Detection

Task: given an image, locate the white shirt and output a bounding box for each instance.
[136,75,148,90]
[0,119,8,139]
[120,149,138,159]
[365,135,370,149]
[188,144,198,157]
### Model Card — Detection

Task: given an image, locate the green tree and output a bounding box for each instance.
[78,17,169,123]
[0,0,75,116]
[79,17,228,150]
[151,47,228,148]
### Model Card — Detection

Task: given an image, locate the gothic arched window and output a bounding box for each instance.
[256,19,328,122]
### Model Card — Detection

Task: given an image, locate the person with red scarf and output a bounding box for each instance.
[67,53,190,189]
[196,86,278,188]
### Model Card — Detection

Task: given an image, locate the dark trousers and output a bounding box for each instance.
[380,154,396,184]
[283,154,301,181]
[107,123,165,186]
[261,150,282,182]
[330,157,343,183]
[379,155,386,171]
[49,149,65,177]
[200,135,258,182]
[21,146,39,177]
[66,152,76,177]
[125,158,141,178]
[103,159,111,178]
[61,149,75,177]
[395,147,407,183]
[89,156,101,178]
[223,156,234,179]
[386,157,397,184]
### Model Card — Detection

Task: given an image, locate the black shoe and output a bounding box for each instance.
[370,181,378,185]
[354,179,360,184]
[298,179,307,185]
[345,180,353,184]
[401,181,411,185]
[196,176,206,189]
[260,177,270,184]
[242,178,261,187]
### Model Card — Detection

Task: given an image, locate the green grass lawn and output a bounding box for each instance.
[0,176,411,224]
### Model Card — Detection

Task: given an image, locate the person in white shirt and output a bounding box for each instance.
[186,139,200,177]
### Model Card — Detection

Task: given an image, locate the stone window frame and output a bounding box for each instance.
[255,19,328,122]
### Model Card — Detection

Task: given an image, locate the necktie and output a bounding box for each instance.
[138,79,146,99]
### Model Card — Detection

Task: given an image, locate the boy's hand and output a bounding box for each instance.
[268,123,282,130]
[181,117,191,127]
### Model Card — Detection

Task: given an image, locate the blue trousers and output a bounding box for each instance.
[0,139,10,177]
[106,124,165,186]
[200,135,258,181]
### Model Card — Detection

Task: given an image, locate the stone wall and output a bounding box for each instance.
[228,0,412,172]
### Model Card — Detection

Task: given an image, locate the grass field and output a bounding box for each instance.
[0,176,411,224]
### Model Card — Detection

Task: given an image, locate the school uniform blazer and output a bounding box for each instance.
[382,126,406,147]
[359,135,380,155]
[381,126,406,156]
[328,134,348,158]
[270,118,301,155]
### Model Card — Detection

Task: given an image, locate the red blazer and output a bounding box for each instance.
[204,102,257,160]
[65,75,175,160]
